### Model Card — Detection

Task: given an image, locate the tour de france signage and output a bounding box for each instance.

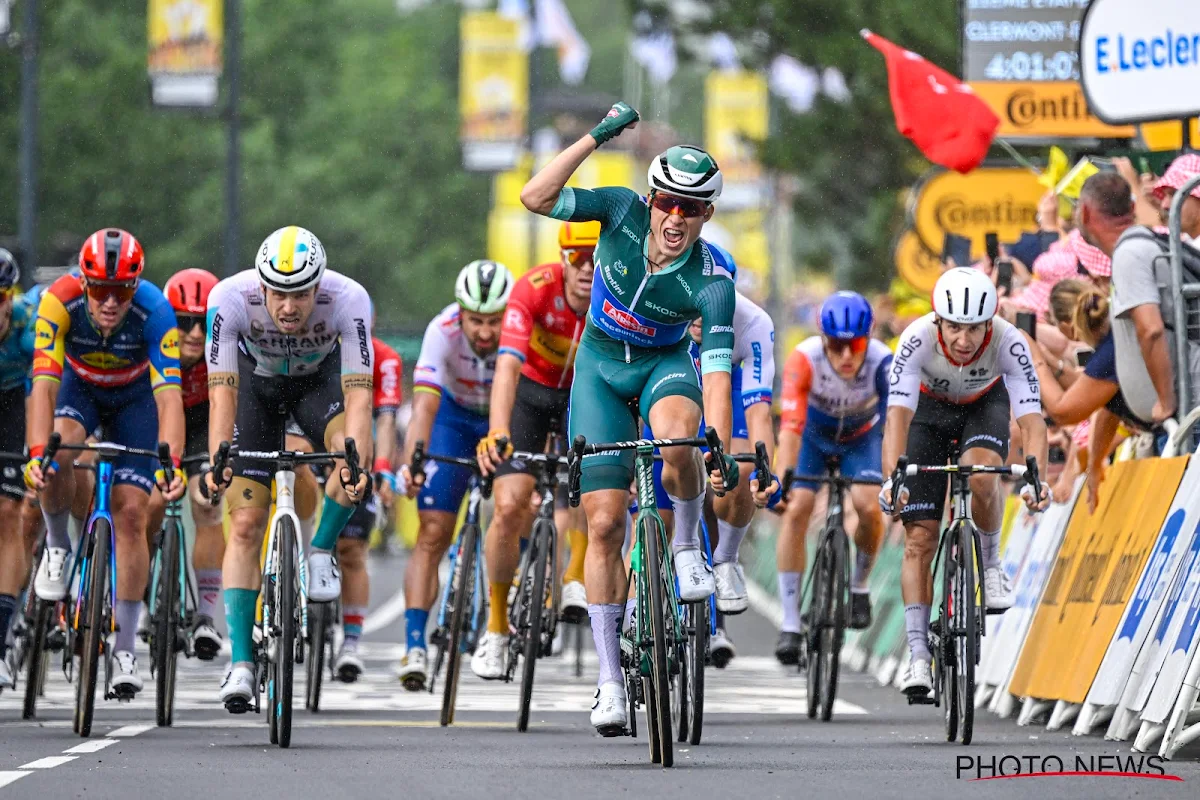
[1080,0,1200,124]
[961,0,1135,139]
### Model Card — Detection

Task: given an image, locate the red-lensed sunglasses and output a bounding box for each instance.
[824,336,869,355]
[84,280,138,305]
[649,192,710,219]
[562,247,595,267]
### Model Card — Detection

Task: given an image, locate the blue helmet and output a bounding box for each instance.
[0,249,19,289]
[819,291,873,339]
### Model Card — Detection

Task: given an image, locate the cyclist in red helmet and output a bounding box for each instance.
[25,228,187,698]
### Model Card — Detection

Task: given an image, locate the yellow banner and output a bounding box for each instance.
[1008,457,1188,701]
[147,0,223,76]
[459,12,527,170]
[910,168,1044,263]
[892,230,943,294]
[968,81,1136,140]
[705,71,768,187]
[1140,119,1200,152]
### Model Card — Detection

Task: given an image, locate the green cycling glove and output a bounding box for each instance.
[707,452,740,494]
[590,102,640,147]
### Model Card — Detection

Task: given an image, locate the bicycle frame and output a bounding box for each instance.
[147,497,196,642]
[72,460,117,665]
[696,520,718,637]
[263,466,309,643]
[432,479,486,649]
[628,444,684,679]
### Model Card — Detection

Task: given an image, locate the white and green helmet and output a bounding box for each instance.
[455,259,514,314]
[647,145,723,201]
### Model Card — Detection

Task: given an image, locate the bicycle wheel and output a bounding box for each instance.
[940,530,959,744]
[806,538,830,720]
[441,523,479,727]
[687,598,708,745]
[955,524,978,745]
[643,514,673,767]
[22,599,52,720]
[818,530,847,722]
[517,518,552,732]
[673,613,689,744]
[76,520,110,738]
[153,519,183,727]
[306,601,328,712]
[274,517,298,748]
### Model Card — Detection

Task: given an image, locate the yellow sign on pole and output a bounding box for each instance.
[909,167,1044,263]
[705,71,768,210]
[147,0,223,108]
[459,12,527,172]
[892,230,943,294]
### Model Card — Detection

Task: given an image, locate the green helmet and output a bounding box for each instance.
[647,145,723,201]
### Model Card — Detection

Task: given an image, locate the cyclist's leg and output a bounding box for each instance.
[283,424,319,544]
[182,403,225,640]
[35,370,92,601]
[842,425,885,626]
[960,385,1013,607]
[336,498,372,675]
[776,430,826,640]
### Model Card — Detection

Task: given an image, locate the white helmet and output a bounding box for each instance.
[255,226,326,292]
[933,267,997,324]
[647,145,723,201]
[455,260,513,314]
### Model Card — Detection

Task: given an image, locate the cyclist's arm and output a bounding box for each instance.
[372,342,402,471]
[147,300,186,460]
[400,318,448,468]
[401,391,439,469]
[28,286,71,452]
[374,409,397,469]
[882,319,929,477]
[881,406,915,480]
[520,135,598,215]
[208,382,236,461]
[776,347,813,476]
[999,325,1048,467]
[744,403,775,467]
[738,304,776,463]
[154,387,186,462]
[492,278,537,434]
[204,279,246,455]
[488,353,522,436]
[697,279,737,448]
[342,386,374,467]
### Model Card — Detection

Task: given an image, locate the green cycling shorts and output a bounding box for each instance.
[568,331,703,493]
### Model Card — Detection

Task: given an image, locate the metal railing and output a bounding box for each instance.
[1168,172,1200,421]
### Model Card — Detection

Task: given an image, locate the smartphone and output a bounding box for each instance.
[1016,311,1037,340]
[996,259,1014,293]
[1048,445,1067,464]
[942,232,972,267]
[985,232,1000,263]
[1076,348,1094,368]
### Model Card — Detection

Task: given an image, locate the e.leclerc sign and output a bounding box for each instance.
[1080,0,1200,124]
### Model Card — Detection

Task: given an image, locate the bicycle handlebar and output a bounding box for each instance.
[408,439,500,499]
[891,455,1044,509]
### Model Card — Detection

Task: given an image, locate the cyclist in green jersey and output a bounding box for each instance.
[518,101,740,735]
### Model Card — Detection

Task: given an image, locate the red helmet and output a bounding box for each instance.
[79,229,145,282]
[164,268,219,314]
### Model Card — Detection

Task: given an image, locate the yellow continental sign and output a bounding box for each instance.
[910,167,1043,262]
[892,231,942,294]
[459,13,527,146]
[1140,118,1200,152]
[147,0,223,76]
[704,71,768,186]
[969,81,1136,140]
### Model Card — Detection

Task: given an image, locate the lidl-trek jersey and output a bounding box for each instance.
[0,292,39,393]
[550,186,736,374]
[33,276,181,393]
[498,262,584,390]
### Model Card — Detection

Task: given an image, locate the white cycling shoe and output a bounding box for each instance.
[900,658,933,696]
[984,566,1014,611]
[192,617,224,661]
[307,552,341,602]
[111,651,143,696]
[220,664,255,712]
[334,644,365,683]
[470,632,509,680]
[397,647,427,691]
[34,547,70,602]
[674,548,715,602]
[714,562,749,614]
[560,580,588,624]
[0,659,14,690]
[710,627,736,669]
[591,682,628,737]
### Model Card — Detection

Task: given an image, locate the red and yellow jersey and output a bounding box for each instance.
[33,275,182,393]
[372,337,402,414]
[497,263,584,390]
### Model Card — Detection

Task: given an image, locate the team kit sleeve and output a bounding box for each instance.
[739,310,776,407]
[143,291,183,393]
[336,281,374,390]
[887,318,929,412]
[497,272,538,363]
[412,316,450,399]
[31,279,74,384]
[547,186,638,227]
[874,352,894,404]
[204,278,246,385]
[779,348,813,435]
[695,278,737,375]
[372,341,403,414]
[998,325,1042,419]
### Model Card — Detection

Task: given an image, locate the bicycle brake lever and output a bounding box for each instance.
[704,426,732,497]
[753,441,770,489]
[342,437,363,498]
[567,435,586,508]
[409,440,426,485]
[1025,455,1042,504]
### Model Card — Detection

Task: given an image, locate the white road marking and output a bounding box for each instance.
[63,739,118,754]
[745,580,783,630]
[0,773,28,789]
[19,756,76,769]
[106,724,153,737]
[362,587,406,634]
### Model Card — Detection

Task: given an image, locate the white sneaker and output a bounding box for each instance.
[590,681,628,736]
[900,658,933,695]
[334,644,365,683]
[714,562,748,614]
[307,552,341,602]
[397,647,427,691]
[984,566,1014,611]
[34,547,70,602]
[710,627,736,669]
[111,651,143,695]
[560,580,588,624]
[470,632,509,680]
[674,548,715,602]
[0,658,13,690]
[219,664,255,710]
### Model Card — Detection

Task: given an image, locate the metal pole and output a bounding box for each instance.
[524,0,540,277]
[223,0,241,277]
[18,0,38,277]
[1167,172,1200,422]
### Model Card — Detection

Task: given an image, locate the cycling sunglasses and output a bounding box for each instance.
[648,192,710,219]
[824,336,869,355]
[84,280,138,305]
[175,314,205,332]
[562,247,595,267]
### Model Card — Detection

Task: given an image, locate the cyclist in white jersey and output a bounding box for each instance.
[878,268,1050,697]
[394,260,513,690]
[204,226,374,711]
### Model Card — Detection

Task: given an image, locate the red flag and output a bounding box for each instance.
[861,29,999,174]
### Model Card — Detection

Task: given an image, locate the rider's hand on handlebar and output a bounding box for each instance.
[155,459,186,502]
[475,429,513,476]
[202,462,233,502]
[878,476,909,517]
[22,450,55,491]
[339,466,369,503]
[749,473,780,509]
[1020,479,1053,512]
[398,464,422,499]
[704,451,740,495]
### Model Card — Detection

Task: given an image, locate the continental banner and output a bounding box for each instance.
[147,0,223,108]
[1008,456,1187,702]
[704,71,768,211]
[968,81,1136,140]
[909,167,1044,263]
[892,230,943,294]
[459,12,527,172]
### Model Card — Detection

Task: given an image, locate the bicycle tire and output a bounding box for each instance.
[819,530,847,722]
[22,599,52,720]
[940,530,958,744]
[76,519,110,738]
[644,514,674,767]
[441,523,479,727]
[517,518,552,732]
[956,524,978,746]
[806,539,830,720]
[306,601,328,713]
[673,612,689,744]
[275,517,298,748]
[153,519,183,727]
[573,621,584,678]
[689,597,708,745]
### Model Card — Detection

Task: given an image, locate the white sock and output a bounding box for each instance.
[623,598,636,631]
[979,528,1001,570]
[588,603,623,687]
[713,519,749,565]
[778,571,802,633]
[43,508,71,551]
[668,491,703,552]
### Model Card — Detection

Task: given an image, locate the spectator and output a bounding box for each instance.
[1061,227,1113,291]
[1077,171,1185,425]
[1004,249,1079,359]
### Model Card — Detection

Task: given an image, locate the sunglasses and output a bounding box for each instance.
[649,192,710,219]
[562,247,595,267]
[176,314,205,332]
[825,336,869,355]
[84,281,137,305]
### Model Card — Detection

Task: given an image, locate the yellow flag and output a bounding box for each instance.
[1038,146,1070,190]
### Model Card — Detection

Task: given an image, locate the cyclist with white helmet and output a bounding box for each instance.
[203,226,374,711]
[879,267,1051,697]
[394,259,513,689]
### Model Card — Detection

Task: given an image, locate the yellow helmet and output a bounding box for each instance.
[558,221,601,250]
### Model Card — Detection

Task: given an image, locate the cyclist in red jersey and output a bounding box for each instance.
[471,221,594,679]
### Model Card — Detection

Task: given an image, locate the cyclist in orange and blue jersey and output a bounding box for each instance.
[24,229,186,697]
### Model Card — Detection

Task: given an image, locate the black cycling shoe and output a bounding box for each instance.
[849,592,872,630]
[774,630,802,666]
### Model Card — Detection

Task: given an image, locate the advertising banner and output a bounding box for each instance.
[892,231,943,294]
[1141,522,1200,723]
[147,0,223,108]
[704,71,769,211]
[460,11,528,172]
[909,167,1044,262]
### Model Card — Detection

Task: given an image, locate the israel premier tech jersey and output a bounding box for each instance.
[549,186,736,375]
